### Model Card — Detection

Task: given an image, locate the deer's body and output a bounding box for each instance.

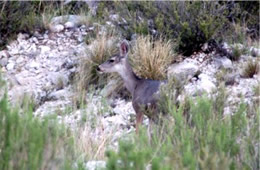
[98,40,163,132]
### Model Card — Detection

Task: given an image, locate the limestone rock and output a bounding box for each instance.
[49,24,64,33]
[168,59,199,84]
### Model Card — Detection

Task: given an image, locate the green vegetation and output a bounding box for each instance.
[0,1,89,49]
[0,75,82,170]
[106,92,259,170]
[0,1,259,170]
[95,1,259,56]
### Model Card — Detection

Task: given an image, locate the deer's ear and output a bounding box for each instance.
[120,40,129,56]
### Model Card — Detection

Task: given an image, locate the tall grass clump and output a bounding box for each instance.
[0,76,80,170]
[130,36,174,80]
[242,59,259,78]
[105,89,259,169]
[74,31,119,106]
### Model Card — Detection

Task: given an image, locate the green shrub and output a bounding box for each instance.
[0,1,89,49]
[0,76,80,170]
[96,2,259,56]
[106,92,259,169]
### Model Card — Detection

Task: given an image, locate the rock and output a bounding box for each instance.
[109,14,119,22]
[50,15,87,29]
[168,59,200,84]
[47,88,71,100]
[39,45,51,53]
[64,21,75,29]
[105,115,127,127]
[49,24,64,33]
[224,73,238,86]
[84,161,106,170]
[29,61,40,69]
[250,47,260,57]
[213,57,233,69]
[48,72,69,90]
[16,57,24,64]
[0,50,10,58]
[77,34,84,43]
[17,33,29,41]
[32,37,39,44]
[198,74,216,93]
[0,58,8,67]
[9,85,38,107]
[6,62,15,71]
[184,73,216,96]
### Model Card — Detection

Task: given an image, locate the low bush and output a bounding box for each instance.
[0,76,80,170]
[106,91,259,169]
[96,1,259,56]
[0,1,89,49]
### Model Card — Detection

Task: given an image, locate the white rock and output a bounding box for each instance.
[168,59,199,83]
[213,57,233,69]
[0,58,8,67]
[110,14,119,21]
[250,47,260,57]
[0,50,10,58]
[32,37,39,44]
[198,74,216,93]
[17,33,28,41]
[39,45,51,53]
[6,62,15,71]
[51,15,87,28]
[16,57,24,64]
[64,21,75,29]
[85,161,106,170]
[49,24,64,33]
[29,61,40,69]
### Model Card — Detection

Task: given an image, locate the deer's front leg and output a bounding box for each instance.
[136,111,143,133]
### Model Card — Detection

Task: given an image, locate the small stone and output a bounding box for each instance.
[0,58,8,67]
[198,74,216,93]
[77,34,84,43]
[17,33,28,41]
[29,61,40,69]
[32,37,39,44]
[43,34,49,39]
[40,46,51,53]
[50,24,64,33]
[214,57,232,69]
[64,21,75,29]
[0,50,10,58]
[168,59,199,84]
[250,47,260,57]
[85,161,106,170]
[6,62,15,71]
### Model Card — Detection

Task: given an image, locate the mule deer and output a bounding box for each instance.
[97,40,166,132]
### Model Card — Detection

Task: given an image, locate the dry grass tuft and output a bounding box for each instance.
[74,31,119,106]
[130,36,175,80]
[242,59,259,78]
[75,124,113,160]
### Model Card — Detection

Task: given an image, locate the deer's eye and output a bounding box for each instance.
[108,59,115,63]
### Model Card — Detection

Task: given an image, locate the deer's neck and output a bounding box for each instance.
[118,61,140,95]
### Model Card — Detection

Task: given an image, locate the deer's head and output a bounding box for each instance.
[97,40,129,74]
